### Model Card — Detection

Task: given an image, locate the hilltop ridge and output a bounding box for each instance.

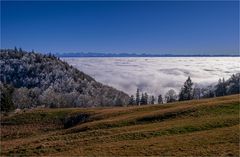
[0,49,129,108]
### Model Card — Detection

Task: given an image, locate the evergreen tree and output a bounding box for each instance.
[150,95,155,104]
[215,78,226,97]
[0,84,15,112]
[128,95,135,106]
[144,92,148,104]
[226,74,240,95]
[136,88,140,105]
[14,46,18,53]
[158,94,163,104]
[179,76,194,101]
[19,48,23,53]
[140,93,145,105]
[222,78,227,94]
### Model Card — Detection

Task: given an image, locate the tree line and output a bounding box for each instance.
[128,73,240,105]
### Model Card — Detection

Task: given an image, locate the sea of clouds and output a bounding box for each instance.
[62,57,240,96]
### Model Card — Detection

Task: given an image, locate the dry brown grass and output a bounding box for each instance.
[1,94,239,156]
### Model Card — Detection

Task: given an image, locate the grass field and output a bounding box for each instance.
[1,94,239,156]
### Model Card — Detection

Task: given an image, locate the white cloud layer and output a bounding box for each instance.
[63,57,240,96]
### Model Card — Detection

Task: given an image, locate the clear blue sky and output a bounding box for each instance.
[1,1,239,55]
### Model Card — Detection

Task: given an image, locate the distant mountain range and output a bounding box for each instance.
[55,52,239,57]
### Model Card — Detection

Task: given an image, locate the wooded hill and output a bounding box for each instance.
[0,49,129,109]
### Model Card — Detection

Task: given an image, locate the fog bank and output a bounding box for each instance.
[63,57,240,96]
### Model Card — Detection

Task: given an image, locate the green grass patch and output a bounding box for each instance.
[1,109,93,126]
[67,102,240,133]
[137,102,239,123]
[111,117,239,141]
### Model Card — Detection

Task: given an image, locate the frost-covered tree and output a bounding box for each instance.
[144,92,148,104]
[12,87,33,109]
[0,49,130,108]
[165,89,178,103]
[201,85,215,98]
[157,94,163,104]
[150,95,155,104]
[14,46,18,53]
[19,48,23,53]
[128,95,135,106]
[193,86,201,99]
[140,93,145,105]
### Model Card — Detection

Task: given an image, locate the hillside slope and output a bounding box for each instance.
[1,95,239,156]
[0,49,129,108]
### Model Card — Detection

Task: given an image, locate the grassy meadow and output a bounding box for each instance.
[1,94,239,156]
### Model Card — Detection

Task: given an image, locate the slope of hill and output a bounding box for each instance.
[1,95,239,156]
[0,49,129,108]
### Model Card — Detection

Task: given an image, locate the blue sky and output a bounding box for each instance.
[1,1,239,55]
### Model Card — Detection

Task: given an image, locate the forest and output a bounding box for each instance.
[0,48,129,112]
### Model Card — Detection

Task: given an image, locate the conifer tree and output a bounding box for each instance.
[128,95,135,106]
[179,76,194,101]
[227,74,240,94]
[158,94,163,104]
[140,93,145,105]
[150,95,155,104]
[144,92,148,104]
[193,87,201,99]
[14,46,18,53]
[136,88,140,105]
[0,84,15,112]
[19,48,23,53]
[215,78,226,97]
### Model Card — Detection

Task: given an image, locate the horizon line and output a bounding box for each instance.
[1,48,239,57]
